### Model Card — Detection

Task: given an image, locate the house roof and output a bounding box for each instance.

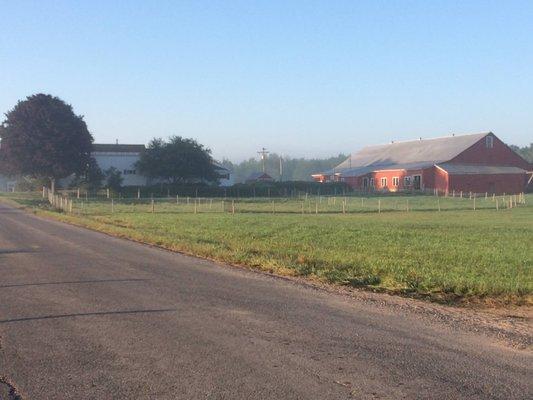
[436,163,527,175]
[321,132,490,177]
[92,144,146,153]
[212,161,231,173]
[246,172,273,181]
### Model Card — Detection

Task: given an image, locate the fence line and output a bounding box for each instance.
[55,191,528,216]
[43,186,73,213]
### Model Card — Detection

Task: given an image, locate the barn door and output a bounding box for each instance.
[413,175,421,190]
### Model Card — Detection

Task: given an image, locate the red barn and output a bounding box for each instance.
[312,132,531,195]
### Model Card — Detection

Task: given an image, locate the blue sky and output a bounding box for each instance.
[1,1,532,161]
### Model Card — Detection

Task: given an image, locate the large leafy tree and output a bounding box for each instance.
[0,94,93,191]
[103,167,124,192]
[137,136,219,184]
[69,157,104,191]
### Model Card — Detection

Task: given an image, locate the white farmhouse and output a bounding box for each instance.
[92,143,231,187]
[92,143,148,186]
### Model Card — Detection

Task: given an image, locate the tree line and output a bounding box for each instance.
[0,94,220,192]
[510,144,533,163]
[1,94,531,193]
[220,153,347,183]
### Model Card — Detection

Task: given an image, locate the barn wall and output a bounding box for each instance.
[343,169,429,192]
[450,134,531,169]
[433,167,449,193]
[448,173,526,194]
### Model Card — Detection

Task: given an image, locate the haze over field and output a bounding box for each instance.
[1,1,532,161]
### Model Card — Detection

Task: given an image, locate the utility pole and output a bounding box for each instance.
[279,154,283,182]
[257,147,269,173]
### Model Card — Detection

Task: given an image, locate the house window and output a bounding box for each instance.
[369,178,375,187]
[123,169,136,175]
[362,177,368,188]
[392,177,399,187]
[486,136,493,149]
[404,176,411,186]
[380,177,387,187]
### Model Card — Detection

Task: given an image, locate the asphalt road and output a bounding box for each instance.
[0,203,531,400]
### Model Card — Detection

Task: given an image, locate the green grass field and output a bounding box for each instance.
[2,192,532,304]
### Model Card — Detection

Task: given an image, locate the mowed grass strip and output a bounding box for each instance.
[2,193,532,304]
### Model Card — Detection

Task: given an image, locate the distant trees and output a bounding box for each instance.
[136,136,219,184]
[221,153,348,183]
[510,143,533,163]
[0,94,93,192]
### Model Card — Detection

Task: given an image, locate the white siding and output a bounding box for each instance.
[93,152,148,186]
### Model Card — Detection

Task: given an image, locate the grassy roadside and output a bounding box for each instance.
[2,192,532,306]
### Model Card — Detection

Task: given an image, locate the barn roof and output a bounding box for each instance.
[324,132,489,177]
[92,144,146,153]
[436,163,527,175]
[246,172,273,180]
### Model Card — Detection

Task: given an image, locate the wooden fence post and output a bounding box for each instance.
[496,199,499,211]
[151,199,155,213]
[473,196,476,211]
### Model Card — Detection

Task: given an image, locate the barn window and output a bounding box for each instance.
[369,178,375,187]
[123,169,136,175]
[380,177,387,187]
[404,176,411,186]
[392,177,399,187]
[485,136,493,149]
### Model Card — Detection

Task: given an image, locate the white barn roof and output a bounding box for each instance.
[328,132,489,176]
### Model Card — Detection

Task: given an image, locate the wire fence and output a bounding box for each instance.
[43,187,528,215]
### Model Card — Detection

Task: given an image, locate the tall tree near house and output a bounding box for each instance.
[70,157,104,191]
[136,136,219,184]
[0,94,93,192]
[103,167,123,192]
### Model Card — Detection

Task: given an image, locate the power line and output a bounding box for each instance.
[257,147,269,173]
